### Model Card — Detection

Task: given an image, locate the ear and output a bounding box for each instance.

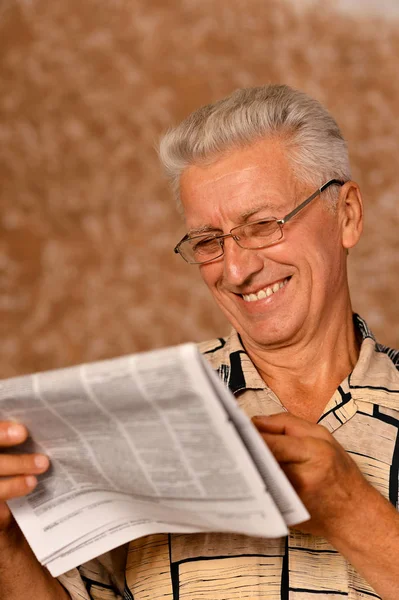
[339,181,363,250]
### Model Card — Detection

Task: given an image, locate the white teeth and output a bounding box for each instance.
[242,278,289,302]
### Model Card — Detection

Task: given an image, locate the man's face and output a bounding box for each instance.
[179,138,349,352]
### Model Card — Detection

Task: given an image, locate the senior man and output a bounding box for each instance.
[0,84,398,600]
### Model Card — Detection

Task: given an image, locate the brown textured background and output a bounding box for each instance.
[0,0,398,377]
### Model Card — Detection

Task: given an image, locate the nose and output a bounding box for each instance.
[222,236,264,287]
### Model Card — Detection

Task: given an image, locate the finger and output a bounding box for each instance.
[0,422,28,447]
[0,453,49,477]
[261,433,315,463]
[252,413,330,440]
[0,475,38,501]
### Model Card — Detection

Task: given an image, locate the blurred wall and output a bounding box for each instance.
[0,0,398,377]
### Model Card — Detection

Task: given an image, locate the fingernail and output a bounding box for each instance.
[34,455,49,469]
[7,424,25,440]
[25,475,37,488]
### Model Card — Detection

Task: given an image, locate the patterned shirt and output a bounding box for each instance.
[58,315,399,600]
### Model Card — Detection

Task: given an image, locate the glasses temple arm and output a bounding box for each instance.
[278,179,344,225]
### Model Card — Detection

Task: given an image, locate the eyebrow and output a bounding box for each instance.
[187,225,219,236]
[240,202,278,220]
[187,203,278,237]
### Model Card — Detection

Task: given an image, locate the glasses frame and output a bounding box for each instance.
[174,178,345,264]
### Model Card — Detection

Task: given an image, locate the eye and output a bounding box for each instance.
[191,236,219,252]
[244,219,278,238]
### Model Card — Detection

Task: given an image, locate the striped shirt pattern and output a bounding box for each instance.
[58,315,399,600]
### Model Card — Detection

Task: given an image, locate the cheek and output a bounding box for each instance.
[286,219,341,267]
[305,236,345,295]
[199,263,221,290]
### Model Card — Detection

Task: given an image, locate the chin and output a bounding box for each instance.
[235,314,307,350]
[241,330,295,350]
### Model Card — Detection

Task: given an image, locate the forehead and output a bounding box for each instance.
[179,138,301,227]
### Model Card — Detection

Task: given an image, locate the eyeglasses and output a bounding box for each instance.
[174,179,344,264]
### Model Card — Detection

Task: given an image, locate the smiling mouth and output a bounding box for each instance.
[242,277,291,302]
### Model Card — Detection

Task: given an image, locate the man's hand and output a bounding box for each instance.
[252,412,399,599]
[252,413,376,538]
[0,420,49,531]
[0,422,69,599]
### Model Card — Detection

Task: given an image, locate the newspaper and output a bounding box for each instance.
[0,343,309,577]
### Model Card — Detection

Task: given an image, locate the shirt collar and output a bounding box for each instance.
[349,315,399,406]
[220,329,266,394]
[222,314,389,397]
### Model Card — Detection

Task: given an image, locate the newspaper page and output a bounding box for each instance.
[0,343,308,577]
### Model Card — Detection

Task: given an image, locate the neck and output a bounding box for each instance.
[244,306,360,422]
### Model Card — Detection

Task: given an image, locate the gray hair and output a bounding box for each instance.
[158,84,351,206]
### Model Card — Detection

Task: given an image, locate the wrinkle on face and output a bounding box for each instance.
[180,140,299,235]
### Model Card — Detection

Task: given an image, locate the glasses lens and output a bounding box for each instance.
[238,219,282,248]
[181,235,222,263]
